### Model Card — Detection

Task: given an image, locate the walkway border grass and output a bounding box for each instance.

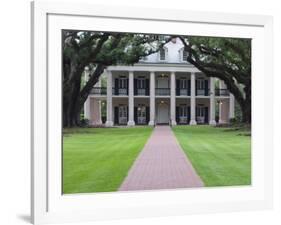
[63,127,153,194]
[172,125,251,187]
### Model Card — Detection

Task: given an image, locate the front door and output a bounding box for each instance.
[157,103,169,124]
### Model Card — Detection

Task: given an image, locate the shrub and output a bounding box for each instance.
[80,118,90,127]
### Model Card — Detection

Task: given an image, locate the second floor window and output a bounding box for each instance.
[118,77,127,89]
[159,48,166,61]
[197,79,205,90]
[180,79,187,89]
[137,78,146,89]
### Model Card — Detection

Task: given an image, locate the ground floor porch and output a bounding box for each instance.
[84,96,233,126]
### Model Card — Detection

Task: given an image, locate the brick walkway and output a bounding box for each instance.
[118,126,204,191]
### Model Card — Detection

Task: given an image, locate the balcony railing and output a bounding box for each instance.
[113,88,128,95]
[155,88,170,96]
[90,87,107,95]
[215,89,229,96]
[196,89,209,96]
[135,88,149,96]
[176,88,190,96]
[90,87,230,97]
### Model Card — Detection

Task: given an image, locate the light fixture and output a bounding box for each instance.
[160,100,164,104]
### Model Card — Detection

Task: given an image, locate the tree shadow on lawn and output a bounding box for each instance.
[216,123,251,136]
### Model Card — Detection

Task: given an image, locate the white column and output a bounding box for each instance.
[83,67,91,121]
[105,70,113,127]
[218,80,225,124]
[94,79,102,124]
[209,77,216,125]
[229,93,235,120]
[127,71,135,126]
[189,72,197,125]
[170,71,177,126]
[148,71,155,126]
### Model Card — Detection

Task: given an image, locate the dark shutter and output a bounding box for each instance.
[114,107,119,125]
[195,106,198,118]
[146,107,150,124]
[204,107,209,124]
[134,107,138,124]
[176,106,180,123]
[187,80,191,96]
[176,79,180,96]
[145,79,150,96]
[126,79,129,95]
[195,80,198,95]
[114,78,119,95]
[134,79,137,95]
[187,106,191,123]
[204,80,209,96]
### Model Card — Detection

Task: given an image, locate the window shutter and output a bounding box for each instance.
[114,107,119,125]
[176,79,180,96]
[146,107,150,124]
[126,79,129,95]
[145,79,150,96]
[195,80,198,95]
[187,106,191,123]
[134,79,137,95]
[204,80,209,96]
[134,107,138,124]
[176,106,180,123]
[204,107,209,124]
[187,80,191,96]
[114,78,119,95]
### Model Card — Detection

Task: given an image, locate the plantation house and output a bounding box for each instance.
[84,37,235,126]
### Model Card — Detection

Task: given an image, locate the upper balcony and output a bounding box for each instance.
[155,88,170,96]
[90,87,230,97]
[215,89,229,96]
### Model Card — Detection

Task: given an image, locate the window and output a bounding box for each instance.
[182,50,188,61]
[197,106,205,117]
[118,77,127,89]
[180,79,187,89]
[179,106,187,117]
[197,79,205,90]
[137,78,146,89]
[159,48,166,61]
[137,105,146,124]
[119,105,127,124]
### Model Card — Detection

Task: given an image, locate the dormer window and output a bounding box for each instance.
[182,50,188,61]
[159,48,166,61]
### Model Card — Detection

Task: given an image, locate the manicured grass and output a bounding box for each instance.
[172,126,251,187]
[63,127,153,194]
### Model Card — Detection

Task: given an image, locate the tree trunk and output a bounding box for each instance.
[63,64,105,128]
[241,102,251,123]
[240,84,251,123]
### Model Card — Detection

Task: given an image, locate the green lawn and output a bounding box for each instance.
[172,126,251,187]
[63,127,153,194]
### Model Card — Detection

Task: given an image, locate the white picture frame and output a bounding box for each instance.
[31,1,274,224]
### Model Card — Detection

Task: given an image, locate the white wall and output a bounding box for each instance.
[0,1,280,225]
